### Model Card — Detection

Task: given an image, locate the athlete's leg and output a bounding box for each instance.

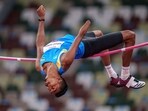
[92,30,117,78]
[82,30,145,88]
[84,31,119,82]
[92,30,110,66]
[83,30,135,67]
[120,30,145,89]
[84,30,111,66]
[121,30,135,67]
[120,30,135,80]
[82,31,123,86]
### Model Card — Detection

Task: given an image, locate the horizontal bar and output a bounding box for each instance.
[0,42,147,62]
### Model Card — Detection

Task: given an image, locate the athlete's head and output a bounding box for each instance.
[45,74,68,97]
[55,77,68,97]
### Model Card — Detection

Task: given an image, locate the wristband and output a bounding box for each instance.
[38,18,45,21]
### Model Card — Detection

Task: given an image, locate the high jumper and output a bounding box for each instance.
[14,5,148,97]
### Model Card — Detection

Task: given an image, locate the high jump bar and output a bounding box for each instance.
[0,42,147,62]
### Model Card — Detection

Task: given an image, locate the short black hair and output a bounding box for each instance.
[55,77,68,97]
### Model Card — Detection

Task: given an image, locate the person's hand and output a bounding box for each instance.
[78,20,91,37]
[37,5,45,19]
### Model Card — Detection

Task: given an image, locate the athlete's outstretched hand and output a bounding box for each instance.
[78,20,91,37]
[37,5,45,19]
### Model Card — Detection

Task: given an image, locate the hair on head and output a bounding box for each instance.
[55,77,68,97]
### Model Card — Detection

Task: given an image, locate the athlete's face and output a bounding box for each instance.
[45,76,62,94]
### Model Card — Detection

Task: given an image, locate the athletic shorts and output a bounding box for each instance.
[82,32,123,58]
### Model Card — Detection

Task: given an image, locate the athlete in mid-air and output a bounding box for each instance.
[35,5,145,97]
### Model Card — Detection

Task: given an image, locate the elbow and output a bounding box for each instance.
[61,56,73,67]
[63,58,73,65]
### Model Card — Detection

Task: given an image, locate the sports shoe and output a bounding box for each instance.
[110,74,122,87]
[119,75,146,89]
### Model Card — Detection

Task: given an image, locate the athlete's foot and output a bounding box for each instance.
[110,74,121,87]
[119,75,146,89]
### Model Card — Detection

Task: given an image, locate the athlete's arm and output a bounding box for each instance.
[61,20,91,70]
[35,5,46,71]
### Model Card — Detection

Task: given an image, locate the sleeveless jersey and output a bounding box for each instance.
[40,34,85,75]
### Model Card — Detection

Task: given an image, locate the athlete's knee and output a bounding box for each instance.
[121,30,135,40]
[121,30,135,45]
[93,30,103,37]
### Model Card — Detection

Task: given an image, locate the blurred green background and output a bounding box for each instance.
[0,0,148,111]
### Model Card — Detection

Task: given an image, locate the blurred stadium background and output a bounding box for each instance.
[0,0,148,111]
